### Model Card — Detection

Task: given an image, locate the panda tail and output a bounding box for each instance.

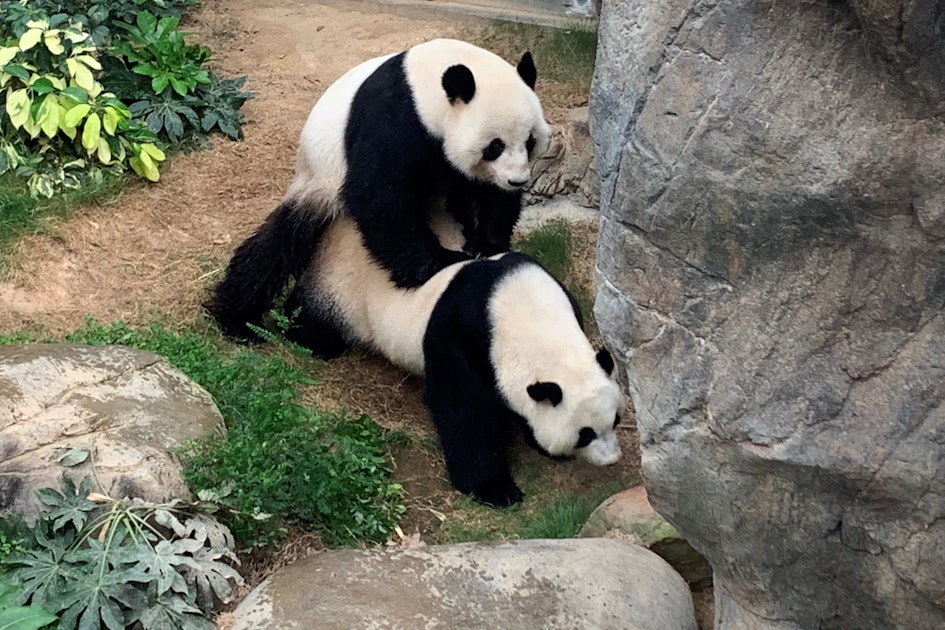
[204,197,333,340]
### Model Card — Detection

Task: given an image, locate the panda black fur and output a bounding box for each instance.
[207,39,550,340]
[288,215,623,507]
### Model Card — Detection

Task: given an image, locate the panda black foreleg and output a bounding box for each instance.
[206,198,331,340]
[450,184,523,258]
[423,335,522,508]
[282,282,350,360]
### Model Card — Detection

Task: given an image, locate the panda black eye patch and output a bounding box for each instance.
[482,138,505,161]
[576,427,598,449]
[526,134,536,155]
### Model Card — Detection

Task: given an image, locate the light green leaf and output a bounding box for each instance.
[73,64,95,91]
[72,54,102,71]
[6,88,30,128]
[60,86,88,103]
[44,32,64,55]
[63,102,90,127]
[139,143,165,162]
[0,47,17,66]
[96,137,111,164]
[39,97,60,138]
[102,107,119,134]
[0,605,58,630]
[82,112,101,152]
[57,445,90,467]
[130,151,160,182]
[18,29,43,52]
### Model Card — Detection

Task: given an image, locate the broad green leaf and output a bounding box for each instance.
[0,47,17,66]
[96,137,111,164]
[6,88,30,129]
[63,102,90,127]
[44,32,64,55]
[18,29,43,52]
[30,77,55,94]
[151,75,170,95]
[25,20,49,30]
[3,65,30,82]
[82,112,102,152]
[60,86,88,103]
[0,605,58,630]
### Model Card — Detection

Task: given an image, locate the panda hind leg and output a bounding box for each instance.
[282,283,350,359]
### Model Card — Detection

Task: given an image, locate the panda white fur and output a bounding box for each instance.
[286,214,623,508]
[207,39,551,340]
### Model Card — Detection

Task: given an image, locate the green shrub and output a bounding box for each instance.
[0,0,251,197]
[1,475,240,630]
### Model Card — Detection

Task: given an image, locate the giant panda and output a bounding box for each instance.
[207,38,551,340]
[285,214,623,508]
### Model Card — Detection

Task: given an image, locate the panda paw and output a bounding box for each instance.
[472,478,524,508]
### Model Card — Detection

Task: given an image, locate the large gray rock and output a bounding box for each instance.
[231,538,697,629]
[591,0,945,629]
[0,344,224,523]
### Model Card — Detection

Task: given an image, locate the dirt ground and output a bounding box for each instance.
[0,0,711,626]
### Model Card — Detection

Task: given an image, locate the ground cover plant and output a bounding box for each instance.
[0,474,241,630]
[0,0,252,197]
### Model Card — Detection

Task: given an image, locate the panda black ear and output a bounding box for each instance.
[517,51,537,90]
[527,381,563,406]
[442,64,476,104]
[596,348,615,376]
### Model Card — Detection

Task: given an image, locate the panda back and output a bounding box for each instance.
[286,52,396,205]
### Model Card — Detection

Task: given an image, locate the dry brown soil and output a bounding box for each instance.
[0,0,711,625]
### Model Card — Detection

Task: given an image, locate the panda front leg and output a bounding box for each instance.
[423,339,522,507]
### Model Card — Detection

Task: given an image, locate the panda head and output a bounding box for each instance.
[406,39,551,192]
[522,348,623,466]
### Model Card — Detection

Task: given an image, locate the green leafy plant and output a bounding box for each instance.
[0,11,166,195]
[2,475,242,630]
[112,12,210,97]
[0,582,57,630]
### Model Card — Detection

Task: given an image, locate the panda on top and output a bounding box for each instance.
[206,38,551,340]
[287,211,623,508]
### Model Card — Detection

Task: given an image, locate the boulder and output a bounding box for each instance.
[591,0,945,628]
[580,485,711,587]
[528,107,600,208]
[0,344,224,523]
[231,538,697,630]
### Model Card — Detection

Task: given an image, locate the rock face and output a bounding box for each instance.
[591,1,945,628]
[231,538,698,630]
[0,344,224,523]
[529,107,600,208]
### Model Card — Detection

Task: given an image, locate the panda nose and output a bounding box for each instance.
[508,177,528,188]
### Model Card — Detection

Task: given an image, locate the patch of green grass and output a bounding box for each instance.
[440,465,634,543]
[0,173,128,273]
[1,319,405,549]
[468,21,598,108]
[514,219,597,336]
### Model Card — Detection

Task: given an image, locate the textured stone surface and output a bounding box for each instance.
[0,344,224,523]
[529,107,600,208]
[580,485,712,587]
[232,538,697,630]
[591,0,945,628]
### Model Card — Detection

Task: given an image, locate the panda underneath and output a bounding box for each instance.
[207,38,551,341]
[287,214,623,508]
